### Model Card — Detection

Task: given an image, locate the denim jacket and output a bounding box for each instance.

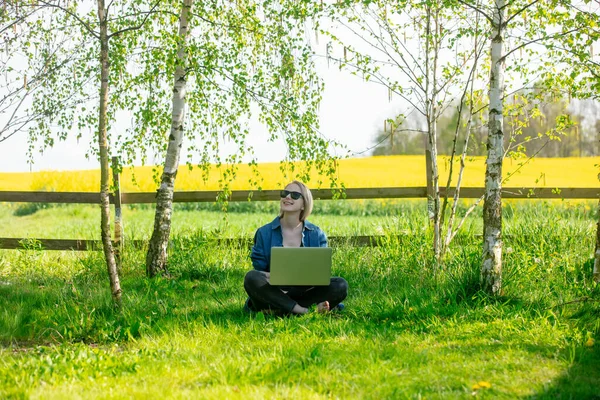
[250,217,328,271]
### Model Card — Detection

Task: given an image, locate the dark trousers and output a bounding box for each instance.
[244,269,348,313]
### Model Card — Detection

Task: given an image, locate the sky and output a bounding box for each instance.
[0,58,400,173]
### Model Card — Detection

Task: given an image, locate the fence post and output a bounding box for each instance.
[595,194,600,283]
[425,145,434,222]
[111,156,123,269]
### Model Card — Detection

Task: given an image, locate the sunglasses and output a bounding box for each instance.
[280,190,303,200]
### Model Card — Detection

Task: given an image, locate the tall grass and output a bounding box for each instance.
[0,201,598,399]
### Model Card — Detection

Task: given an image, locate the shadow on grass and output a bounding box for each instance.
[0,269,346,348]
[0,265,249,346]
[3,255,600,397]
[525,299,600,399]
[525,343,600,400]
[0,243,596,348]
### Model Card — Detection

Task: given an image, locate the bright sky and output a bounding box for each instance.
[0,57,400,173]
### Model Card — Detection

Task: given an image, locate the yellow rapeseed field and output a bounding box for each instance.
[0,155,598,192]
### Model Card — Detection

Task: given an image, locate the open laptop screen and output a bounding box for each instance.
[269,247,332,286]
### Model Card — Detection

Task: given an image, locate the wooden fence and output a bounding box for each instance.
[1,186,598,204]
[1,181,598,250]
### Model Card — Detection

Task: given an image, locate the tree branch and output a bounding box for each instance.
[317,54,425,117]
[502,27,583,62]
[37,0,100,39]
[504,0,542,26]
[0,5,42,35]
[109,0,161,38]
[456,0,492,24]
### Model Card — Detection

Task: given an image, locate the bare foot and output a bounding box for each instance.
[317,301,330,313]
[291,304,309,314]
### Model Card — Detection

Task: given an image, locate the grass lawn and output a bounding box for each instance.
[0,201,599,399]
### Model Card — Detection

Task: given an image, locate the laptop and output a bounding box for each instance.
[269,247,332,286]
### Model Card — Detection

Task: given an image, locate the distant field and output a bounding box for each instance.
[1,155,598,192]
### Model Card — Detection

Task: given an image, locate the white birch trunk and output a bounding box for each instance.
[146,0,193,277]
[481,0,505,295]
[426,5,441,261]
[97,0,121,304]
[443,117,471,250]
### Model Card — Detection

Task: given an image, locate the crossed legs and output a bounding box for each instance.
[244,269,348,314]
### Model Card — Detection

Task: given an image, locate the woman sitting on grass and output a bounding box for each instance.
[243,180,348,315]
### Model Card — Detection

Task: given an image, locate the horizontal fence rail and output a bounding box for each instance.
[0,235,400,251]
[1,187,598,204]
[1,186,597,250]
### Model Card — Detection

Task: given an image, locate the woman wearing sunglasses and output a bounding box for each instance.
[243,180,348,315]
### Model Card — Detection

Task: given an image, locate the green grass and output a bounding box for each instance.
[0,201,599,399]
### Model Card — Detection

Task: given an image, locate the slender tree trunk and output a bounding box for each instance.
[481,0,505,295]
[594,198,600,282]
[146,0,194,277]
[442,18,482,256]
[97,0,121,303]
[425,4,441,262]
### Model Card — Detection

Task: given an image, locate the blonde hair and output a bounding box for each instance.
[279,180,313,221]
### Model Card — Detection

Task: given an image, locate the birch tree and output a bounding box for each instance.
[142,0,339,277]
[320,0,486,262]
[6,0,161,303]
[325,0,598,285]
[457,0,600,294]
[1,1,123,301]
[540,3,600,284]
[480,0,505,295]
[96,0,122,303]
[145,0,193,277]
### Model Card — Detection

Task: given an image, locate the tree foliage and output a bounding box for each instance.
[110,0,341,193]
[5,1,345,280]
[5,0,341,185]
[321,0,599,293]
[0,2,82,149]
[139,0,346,276]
